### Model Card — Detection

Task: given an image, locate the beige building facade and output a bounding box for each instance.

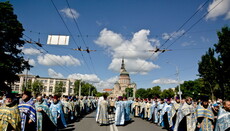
[111,58,137,97]
[11,74,76,96]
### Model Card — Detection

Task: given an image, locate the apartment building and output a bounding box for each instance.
[11,74,76,96]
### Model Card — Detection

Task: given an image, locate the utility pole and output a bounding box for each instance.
[166,61,182,102]
[88,86,91,96]
[78,80,81,97]
[24,58,29,91]
[176,66,182,101]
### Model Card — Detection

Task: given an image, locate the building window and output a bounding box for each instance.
[63,87,66,93]
[43,86,47,92]
[15,85,19,91]
[50,80,53,83]
[70,88,72,93]
[49,86,53,93]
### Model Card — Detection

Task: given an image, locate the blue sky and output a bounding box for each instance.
[7,0,230,91]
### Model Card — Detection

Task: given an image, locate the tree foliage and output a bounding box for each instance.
[198,26,230,100]
[198,48,219,100]
[160,88,175,99]
[54,81,64,96]
[214,26,230,99]
[175,79,204,100]
[136,86,165,99]
[125,88,133,97]
[74,80,98,96]
[0,2,31,91]
[31,80,43,96]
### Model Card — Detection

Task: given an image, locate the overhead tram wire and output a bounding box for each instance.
[65,0,97,75]
[137,0,225,84]
[50,0,93,74]
[133,0,219,75]
[23,34,75,74]
[159,0,210,49]
[164,0,224,50]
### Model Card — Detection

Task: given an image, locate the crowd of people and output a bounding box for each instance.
[0,91,97,131]
[96,95,230,131]
[0,91,229,131]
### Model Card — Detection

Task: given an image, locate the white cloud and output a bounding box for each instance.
[22,48,42,55]
[95,28,160,74]
[94,76,118,92]
[37,54,81,66]
[67,73,118,92]
[48,68,64,78]
[68,73,100,83]
[109,58,160,74]
[181,41,196,47]
[206,0,230,20]
[152,78,184,84]
[162,30,185,40]
[28,59,36,66]
[225,11,230,19]
[201,36,210,43]
[96,20,102,26]
[60,8,79,19]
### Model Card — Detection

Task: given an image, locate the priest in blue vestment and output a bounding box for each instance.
[115,96,125,126]
[123,97,132,122]
[49,96,67,129]
[18,91,36,131]
[215,100,230,131]
[162,98,172,130]
[35,95,56,131]
[157,99,165,127]
[196,96,214,131]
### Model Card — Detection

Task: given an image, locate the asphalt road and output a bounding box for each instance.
[60,111,165,131]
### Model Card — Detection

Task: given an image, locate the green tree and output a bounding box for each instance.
[74,80,81,95]
[149,86,162,98]
[136,88,147,98]
[22,79,33,92]
[175,79,204,100]
[198,48,219,100]
[160,88,175,99]
[214,26,230,99]
[95,92,109,97]
[0,2,31,92]
[74,80,97,96]
[125,88,133,97]
[54,81,63,96]
[31,80,43,96]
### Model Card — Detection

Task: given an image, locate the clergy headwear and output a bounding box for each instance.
[201,95,209,102]
[6,93,14,99]
[118,96,123,100]
[23,91,32,97]
[53,95,58,100]
[167,98,171,102]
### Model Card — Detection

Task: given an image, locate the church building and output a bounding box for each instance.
[111,58,137,97]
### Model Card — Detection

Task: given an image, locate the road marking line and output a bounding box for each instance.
[110,124,113,131]
[113,124,118,131]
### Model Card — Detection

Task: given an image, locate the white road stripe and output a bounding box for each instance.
[113,124,118,131]
[110,124,114,131]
